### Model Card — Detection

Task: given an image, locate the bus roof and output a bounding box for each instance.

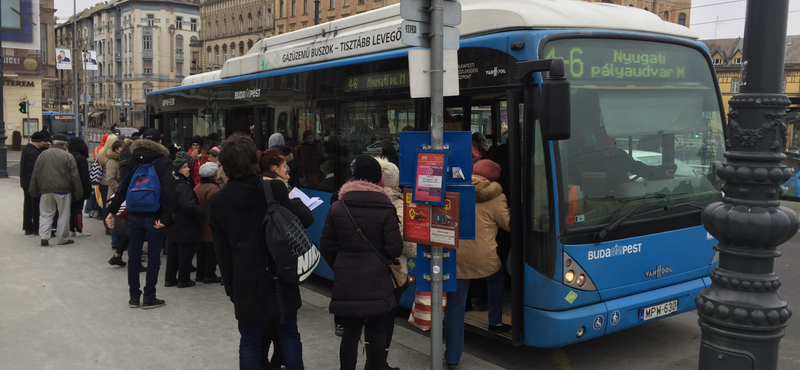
[182,0,696,85]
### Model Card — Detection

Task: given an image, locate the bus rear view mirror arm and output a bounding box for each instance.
[516,58,571,141]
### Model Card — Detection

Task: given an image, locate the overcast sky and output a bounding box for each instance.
[54,0,800,40]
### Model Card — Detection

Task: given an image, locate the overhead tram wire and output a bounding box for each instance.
[690,9,800,26]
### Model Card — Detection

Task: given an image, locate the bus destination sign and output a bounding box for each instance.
[53,115,75,120]
[343,71,409,92]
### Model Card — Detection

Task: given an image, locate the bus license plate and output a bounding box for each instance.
[639,299,679,322]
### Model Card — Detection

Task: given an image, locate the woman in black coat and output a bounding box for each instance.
[164,157,205,288]
[208,136,312,370]
[68,137,92,236]
[320,155,403,370]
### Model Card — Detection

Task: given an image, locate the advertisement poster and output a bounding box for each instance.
[56,48,72,70]
[2,0,40,50]
[82,50,98,70]
[403,189,459,249]
[413,151,446,205]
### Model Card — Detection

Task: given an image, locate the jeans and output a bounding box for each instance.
[238,311,304,370]
[126,215,164,298]
[486,268,505,327]
[340,314,388,370]
[165,241,197,284]
[195,241,218,281]
[444,279,471,365]
[23,190,40,233]
[110,228,121,248]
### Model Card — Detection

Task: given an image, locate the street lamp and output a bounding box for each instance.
[698,1,797,369]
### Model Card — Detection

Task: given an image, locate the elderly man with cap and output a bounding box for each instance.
[187,135,209,184]
[106,128,176,309]
[20,131,49,235]
[29,134,84,246]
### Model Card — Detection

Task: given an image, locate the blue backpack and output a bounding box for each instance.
[125,163,161,213]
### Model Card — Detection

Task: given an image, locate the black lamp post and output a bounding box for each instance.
[698,1,797,369]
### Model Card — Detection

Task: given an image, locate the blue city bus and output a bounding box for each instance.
[42,111,82,139]
[145,0,725,347]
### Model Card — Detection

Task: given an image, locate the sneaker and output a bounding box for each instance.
[203,276,222,284]
[40,239,49,247]
[108,256,127,267]
[70,231,76,237]
[129,296,140,308]
[88,210,99,219]
[335,324,345,337]
[142,296,165,309]
[74,231,91,237]
[177,281,196,288]
[164,280,178,287]
[488,323,512,332]
[58,240,75,245]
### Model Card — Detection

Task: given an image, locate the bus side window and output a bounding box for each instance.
[532,120,550,232]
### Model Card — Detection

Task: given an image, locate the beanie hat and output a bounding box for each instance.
[31,131,48,142]
[175,151,194,167]
[473,159,501,182]
[351,155,382,185]
[173,157,189,173]
[191,135,203,146]
[199,162,219,178]
[376,157,399,189]
[268,133,285,148]
[209,146,221,158]
[143,128,161,142]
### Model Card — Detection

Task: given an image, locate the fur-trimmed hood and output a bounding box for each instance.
[130,138,170,164]
[473,175,503,203]
[339,180,393,203]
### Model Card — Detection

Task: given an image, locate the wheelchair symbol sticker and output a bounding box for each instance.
[610,310,621,326]
[593,315,604,330]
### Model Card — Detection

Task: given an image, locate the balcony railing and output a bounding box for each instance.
[115,53,121,62]
[142,50,153,59]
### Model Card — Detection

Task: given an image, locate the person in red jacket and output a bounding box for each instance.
[187,135,209,184]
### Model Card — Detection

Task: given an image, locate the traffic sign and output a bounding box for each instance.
[401,0,462,27]
[401,20,460,50]
[408,49,460,98]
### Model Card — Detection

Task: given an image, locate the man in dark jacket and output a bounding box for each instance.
[106,128,176,309]
[67,137,93,237]
[164,157,205,288]
[208,135,312,370]
[20,132,48,235]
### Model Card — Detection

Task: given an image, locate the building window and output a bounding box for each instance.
[239,42,245,55]
[176,35,184,66]
[292,0,296,16]
[144,67,152,74]
[663,11,668,20]
[207,22,211,38]
[223,19,227,35]
[304,0,308,14]
[147,14,155,27]
[345,0,350,6]
[207,47,212,67]
[678,13,686,26]
[143,36,152,50]
[248,40,253,50]
[731,77,740,94]
[248,13,253,29]
[143,82,153,98]
[191,18,197,31]
[176,16,183,30]
[240,15,245,32]
[215,47,220,66]
[232,17,236,33]
[330,0,335,10]
[216,21,220,37]
[280,1,284,18]
[231,42,236,58]
[713,57,722,65]
[258,11,263,27]
[733,57,742,64]
[359,0,365,3]
[268,9,273,27]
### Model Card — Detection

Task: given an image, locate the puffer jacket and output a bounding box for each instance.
[456,175,511,280]
[165,173,205,244]
[29,146,84,201]
[320,180,404,318]
[105,150,121,197]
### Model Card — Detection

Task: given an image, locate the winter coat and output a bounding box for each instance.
[68,138,92,202]
[208,175,313,322]
[194,177,220,243]
[165,173,205,244]
[107,139,176,225]
[105,150,122,197]
[29,146,84,200]
[456,175,511,280]
[320,180,404,318]
[20,143,42,190]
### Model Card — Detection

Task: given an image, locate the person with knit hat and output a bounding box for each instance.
[443,159,511,369]
[207,145,228,187]
[187,135,209,184]
[164,157,205,288]
[320,154,404,370]
[193,162,221,284]
[20,131,49,235]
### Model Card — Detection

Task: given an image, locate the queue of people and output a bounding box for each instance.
[20,126,513,370]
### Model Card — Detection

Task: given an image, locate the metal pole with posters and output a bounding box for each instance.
[72,0,80,132]
[0,4,8,179]
[429,0,445,369]
[698,1,798,369]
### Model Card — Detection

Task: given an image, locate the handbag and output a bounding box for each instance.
[407,291,448,331]
[341,200,409,289]
[89,161,103,185]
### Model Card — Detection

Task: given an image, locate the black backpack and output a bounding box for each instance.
[260,180,320,285]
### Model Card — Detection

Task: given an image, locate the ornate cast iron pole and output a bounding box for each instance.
[699,1,797,369]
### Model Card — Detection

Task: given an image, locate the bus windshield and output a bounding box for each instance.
[544,38,724,231]
[50,116,77,136]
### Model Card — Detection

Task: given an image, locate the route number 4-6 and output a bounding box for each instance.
[545,47,584,78]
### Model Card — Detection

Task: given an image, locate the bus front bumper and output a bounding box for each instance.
[524,277,710,348]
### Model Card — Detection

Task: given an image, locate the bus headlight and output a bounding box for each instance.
[576,274,586,287]
[565,270,575,284]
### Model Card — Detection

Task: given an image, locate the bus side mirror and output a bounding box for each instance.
[541,58,571,141]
